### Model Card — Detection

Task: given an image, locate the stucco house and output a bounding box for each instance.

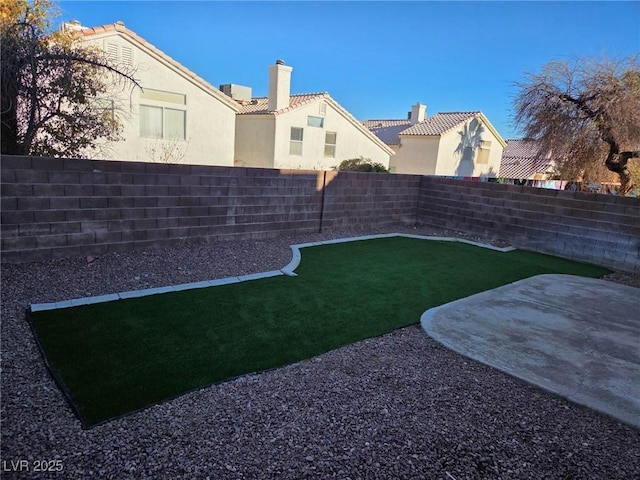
[364,104,506,177]
[65,21,240,166]
[226,61,394,170]
[499,139,555,180]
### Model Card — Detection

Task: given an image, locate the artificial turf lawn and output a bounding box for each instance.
[29,237,611,427]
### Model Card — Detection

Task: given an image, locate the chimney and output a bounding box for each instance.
[268,59,292,112]
[61,20,85,33]
[410,103,426,124]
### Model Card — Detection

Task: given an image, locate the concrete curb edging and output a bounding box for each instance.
[30,233,514,312]
[281,233,515,276]
[30,270,283,312]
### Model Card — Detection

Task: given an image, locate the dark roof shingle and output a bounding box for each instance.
[361,119,411,145]
[499,139,554,178]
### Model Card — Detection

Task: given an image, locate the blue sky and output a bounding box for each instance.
[57,1,639,139]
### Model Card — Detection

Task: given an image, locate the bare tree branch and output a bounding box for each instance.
[514,56,640,194]
[1,0,140,157]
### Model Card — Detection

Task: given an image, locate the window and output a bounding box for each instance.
[139,89,187,140]
[290,127,304,155]
[140,89,186,105]
[319,102,327,115]
[324,131,337,157]
[140,105,162,138]
[164,108,186,140]
[476,140,491,165]
[140,105,186,140]
[307,116,324,128]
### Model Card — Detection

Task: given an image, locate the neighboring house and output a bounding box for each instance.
[227,61,394,170]
[65,21,240,166]
[364,104,506,177]
[499,139,555,180]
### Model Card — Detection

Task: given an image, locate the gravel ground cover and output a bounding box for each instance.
[2,223,639,479]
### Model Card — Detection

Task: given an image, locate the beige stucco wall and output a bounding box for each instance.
[236,99,391,170]
[234,116,275,168]
[435,118,503,177]
[275,100,391,170]
[82,33,236,166]
[392,117,504,177]
[389,136,440,175]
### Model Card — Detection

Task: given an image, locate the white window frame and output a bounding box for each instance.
[164,108,186,140]
[139,105,186,140]
[307,116,324,128]
[324,131,337,158]
[290,127,304,155]
[140,89,186,105]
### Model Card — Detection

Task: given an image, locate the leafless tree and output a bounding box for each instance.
[1,0,139,157]
[144,135,189,164]
[514,56,640,194]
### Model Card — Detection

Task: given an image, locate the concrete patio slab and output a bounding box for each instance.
[421,274,640,428]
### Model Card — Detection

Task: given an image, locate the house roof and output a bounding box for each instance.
[364,111,507,148]
[361,119,411,145]
[70,22,241,112]
[237,93,328,115]
[499,139,554,178]
[238,92,395,156]
[400,112,480,136]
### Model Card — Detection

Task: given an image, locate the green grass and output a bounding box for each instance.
[29,237,610,427]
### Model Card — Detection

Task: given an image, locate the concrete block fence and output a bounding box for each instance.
[2,155,639,272]
[0,156,420,263]
[417,177,640,273]
[319,170,421,231]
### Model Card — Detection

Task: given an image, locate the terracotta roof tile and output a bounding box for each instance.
[400,112,481,136]
[363,112,481,144]
[364,111,506,148]
[237,93,328,115]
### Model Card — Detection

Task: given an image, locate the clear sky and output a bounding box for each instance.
[57,1,639,139]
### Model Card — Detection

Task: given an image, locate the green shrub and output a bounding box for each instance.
[335,157,389,173]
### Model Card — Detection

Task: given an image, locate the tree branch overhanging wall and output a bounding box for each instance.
[514,56,640,193]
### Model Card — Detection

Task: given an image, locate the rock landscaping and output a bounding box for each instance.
[2,224,639,479]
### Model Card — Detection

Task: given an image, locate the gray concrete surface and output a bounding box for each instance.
[421,274,640,429]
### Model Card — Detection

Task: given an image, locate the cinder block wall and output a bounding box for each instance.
[418,177,640,273]
[1,156,420,263]
[3,156,638,271]
[321,170,422,230]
